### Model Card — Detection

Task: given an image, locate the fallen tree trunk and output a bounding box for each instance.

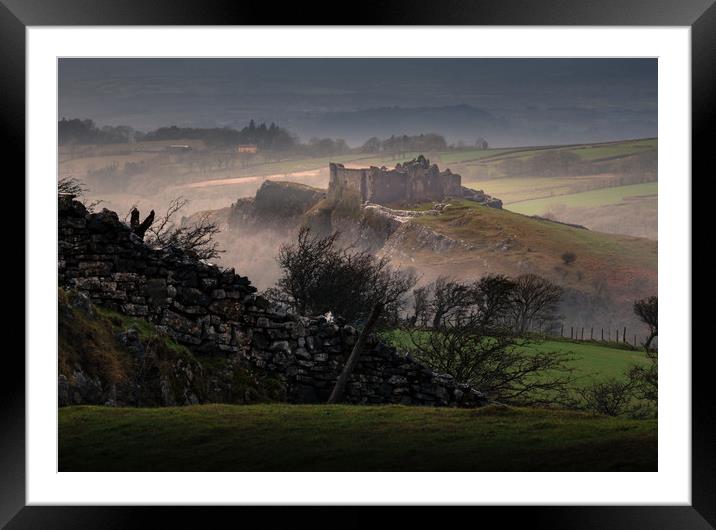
[328,303,383,404]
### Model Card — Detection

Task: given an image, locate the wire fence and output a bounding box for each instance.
[529,321,654,351]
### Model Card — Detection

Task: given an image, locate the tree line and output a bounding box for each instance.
[58,118,489,158]
[58,118,141,145]
[58,118,298,150]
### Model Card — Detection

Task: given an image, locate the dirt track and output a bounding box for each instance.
[176,169,322,189]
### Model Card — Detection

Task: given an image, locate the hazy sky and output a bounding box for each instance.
[59,58,657,147]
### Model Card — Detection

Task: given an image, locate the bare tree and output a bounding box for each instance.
[473,274,517,327]
[411,275,515,331]
[142,197,222,261]
[577,378,637,417]
[429,276,478,329]
[58,176,103,212]
[403,276,573,405]
[269,227,416,325]
[58,176,87,196]
[634,296,657,352]
[628,297,658,408]
[510,274,563,334]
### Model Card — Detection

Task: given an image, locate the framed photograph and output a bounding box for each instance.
[4,0,709,527]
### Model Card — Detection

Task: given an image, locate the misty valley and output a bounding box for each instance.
[57,58,658,472]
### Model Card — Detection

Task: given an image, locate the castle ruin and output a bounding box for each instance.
[329,155,463,205]
[328,155,502,208]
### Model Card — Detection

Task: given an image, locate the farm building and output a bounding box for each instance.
[237,144,258,154]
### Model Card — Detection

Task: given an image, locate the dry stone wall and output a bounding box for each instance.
[58,196,485,407]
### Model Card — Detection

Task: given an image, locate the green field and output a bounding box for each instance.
[526,339,649,380]
[506,182,658,216]
[437,147,520,165]
[383,332,650,386]
[464,176,595,203]
[440,138,657,166]
[59,404,656,471]
[568,138,658,161]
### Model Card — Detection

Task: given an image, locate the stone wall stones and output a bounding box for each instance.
[59,196,485,407]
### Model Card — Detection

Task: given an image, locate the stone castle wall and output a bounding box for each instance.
[329,157,463,205]
[328,164,368,202]
[58,196,485,407]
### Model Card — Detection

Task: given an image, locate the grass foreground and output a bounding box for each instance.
[59,404,656,472]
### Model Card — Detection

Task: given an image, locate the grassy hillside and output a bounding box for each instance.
[448,139,658,229]
[507,182,658,216]
[464,176,598,204]
[440,138,657,168]
[59,404,656,471]
[401,199,656,301]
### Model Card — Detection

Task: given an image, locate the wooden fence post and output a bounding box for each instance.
[581,327,584,340]
[561,324,564,337]
[591,327,594,340]
[623,326,627,344]
[601,328,604,341]
[570,326,573,339]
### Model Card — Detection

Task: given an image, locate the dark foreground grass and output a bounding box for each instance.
[59,404,656,472]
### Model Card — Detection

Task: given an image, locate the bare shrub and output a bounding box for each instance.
[577,378,636,417]
[402,275,574,405]
[633,296,657,352]
[628,350,657,405]
[510,274,563,334]
[143,197,223,261]
[268,227,417,325]
[561,251,577,265]
[58,176,103,212]
[58,176,87,196]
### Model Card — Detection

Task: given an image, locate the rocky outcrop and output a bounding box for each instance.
[59,196,486,407]
[461,186,503,208]
[229,180,325,230]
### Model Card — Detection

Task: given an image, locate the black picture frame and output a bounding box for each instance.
[2,1,709,527]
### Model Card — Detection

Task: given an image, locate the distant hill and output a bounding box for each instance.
[292,105,656,147]
[299,104,503,145]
